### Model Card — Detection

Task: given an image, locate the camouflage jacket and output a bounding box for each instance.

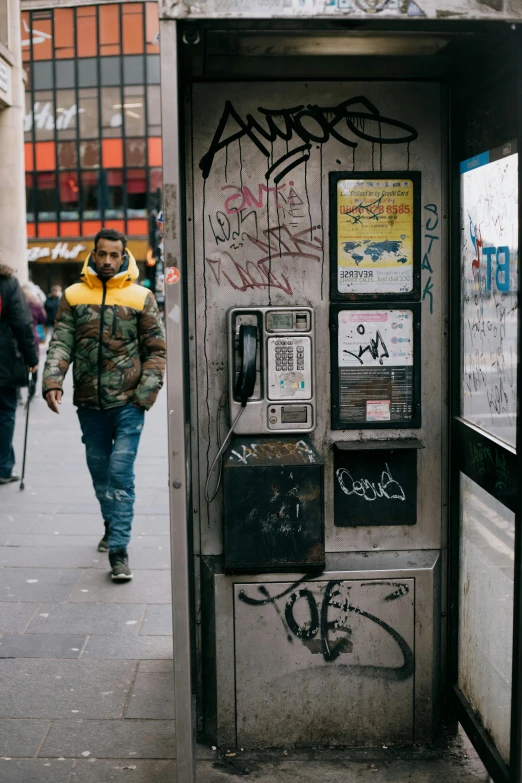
[42,252,166,410]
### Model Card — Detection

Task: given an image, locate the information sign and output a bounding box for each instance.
[330,303,421,429]
[329,172,420,300]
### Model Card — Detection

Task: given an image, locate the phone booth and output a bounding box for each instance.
[160,4,522,782]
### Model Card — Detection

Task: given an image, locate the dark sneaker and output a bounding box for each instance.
[97,522,110,552]
[0,474,20,485]
[109,547,133,581]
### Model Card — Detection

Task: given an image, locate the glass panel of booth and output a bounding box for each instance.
[460,143,518,448]
[458,473,514,764]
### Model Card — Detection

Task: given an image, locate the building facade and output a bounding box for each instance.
[21,1,162,290]
[1,0,27,280]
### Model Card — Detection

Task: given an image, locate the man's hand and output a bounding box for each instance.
[46,389,63,414]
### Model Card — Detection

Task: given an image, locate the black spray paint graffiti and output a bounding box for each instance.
[199,97,418,183]
[238,579,414,680]
[422,204,439,314]
[343,324,390,365]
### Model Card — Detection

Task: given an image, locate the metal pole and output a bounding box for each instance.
[160,20,196,783]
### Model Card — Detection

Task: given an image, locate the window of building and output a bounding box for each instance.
[59,171,80,220]
[56,60,75,89]
[24,3,163,237]
[76,7,97,58]
[127,169,147,217]
[57,141,77,170]
[78,88,99,138]
[123,4,144,55]
[36,172,57,220]
[147,84,161,136]
[82,171,100,219]
[56,90,77,140]
[149,167,162,211]
[101,86,123,137]
[80,140,100,169]
[54,8,75,59]
[123,85,145,136]
[99,5,120,57]
[26,174,36,222]
[101,57,122,87]
[32,91,54,141]
[103,170,124,218]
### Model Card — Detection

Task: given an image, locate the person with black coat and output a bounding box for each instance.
[0,263,39,484]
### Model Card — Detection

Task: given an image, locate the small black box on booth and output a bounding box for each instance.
[223,436,324,573]
[333,441,420,527]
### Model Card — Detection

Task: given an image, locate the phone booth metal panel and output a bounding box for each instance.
[159,4,522,782]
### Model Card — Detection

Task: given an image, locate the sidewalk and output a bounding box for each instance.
[0,373,489,782]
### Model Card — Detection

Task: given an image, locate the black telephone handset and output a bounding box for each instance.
[235,324,257,406]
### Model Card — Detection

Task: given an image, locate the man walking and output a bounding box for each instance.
[0,263,39,484]
[43,229,166,580]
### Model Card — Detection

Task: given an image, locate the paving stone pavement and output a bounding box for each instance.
[0,368,490,782]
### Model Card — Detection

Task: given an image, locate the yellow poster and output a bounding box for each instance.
[337,178,414,294]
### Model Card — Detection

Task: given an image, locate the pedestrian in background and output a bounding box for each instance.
[44,285,62,341]
[0,264,39,484]
[22,285,46,351]
[43,229,166,580]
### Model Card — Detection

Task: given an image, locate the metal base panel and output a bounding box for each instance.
[201,550,441,749]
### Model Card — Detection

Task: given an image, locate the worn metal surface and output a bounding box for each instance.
[202,550,440,748]
[161,21,196,783]
[186,79,445,556]
[223,436,324,571]
[160,0,522,21]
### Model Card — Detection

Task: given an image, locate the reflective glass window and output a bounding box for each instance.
[99,5,120,56]
[103,169,124,218]
[78,88,99,139]
[33,61,53,91]
[76,7,97,58]
[26,173,36,222]
[78,58,98,88]
[122,4,144,54]
[145,3,160,54]
[24,93,34,141]
[147,84,161,136]
[56,90,77,140]
[460,150,518,447]
[146,54,160,84]
[21,12,31,62]
[55,60,75,89]
[32,91,54,141]
[80,140,100,169]
[149,167,162,211]
[101,57,121,86]
[127,169,147,217]
[59,171,80,219]
[57,141,77,170]
[36,172,57,220]
[82,171,100,219]
[125,139,146,167]
[123,86,145,136]
[31,15,53,61]
[101,87,123,137]
[123,55,144,85]
[54,9,75,59]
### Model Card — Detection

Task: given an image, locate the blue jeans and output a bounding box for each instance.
[77,404,145,551]
[0,387,17,479]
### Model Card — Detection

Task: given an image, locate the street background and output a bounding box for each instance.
[0,354,488,782]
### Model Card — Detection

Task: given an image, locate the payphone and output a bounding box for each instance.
[228,306,316,434]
